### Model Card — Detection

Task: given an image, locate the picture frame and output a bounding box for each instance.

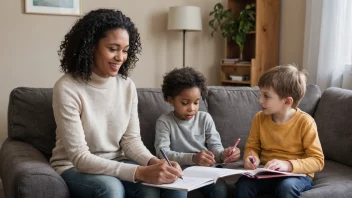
[25,0,81,16]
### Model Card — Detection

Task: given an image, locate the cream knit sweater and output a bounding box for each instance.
[50,72,154,182]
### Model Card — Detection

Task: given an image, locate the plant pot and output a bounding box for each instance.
[239,45,244,61]
[239,51,243,61]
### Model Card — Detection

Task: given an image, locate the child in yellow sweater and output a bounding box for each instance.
[235,65,324,198]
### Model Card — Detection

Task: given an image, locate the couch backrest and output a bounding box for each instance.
[7,85,320,159]
[206,86,261,151]
[8,87,56,159]
[314,87,352,166]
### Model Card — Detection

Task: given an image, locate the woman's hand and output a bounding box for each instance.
[148,157,182,172]
[222,147,241,163]
[170,161,182,172]
[264,159,293,172]
[244,156,260,170]
[192,150,216,166]
[135,159,183,184]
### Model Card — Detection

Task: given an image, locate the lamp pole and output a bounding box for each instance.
[183,30,186,68]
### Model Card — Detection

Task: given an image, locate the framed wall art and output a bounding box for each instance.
[25,0,81,16]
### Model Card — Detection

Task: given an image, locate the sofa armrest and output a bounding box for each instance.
[0,138,69,198]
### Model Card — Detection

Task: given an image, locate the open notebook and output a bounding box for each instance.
[142,166,306,191]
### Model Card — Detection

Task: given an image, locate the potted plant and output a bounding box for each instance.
[209,3,255,61]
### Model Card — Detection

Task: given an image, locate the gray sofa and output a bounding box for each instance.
[1,85,352,198]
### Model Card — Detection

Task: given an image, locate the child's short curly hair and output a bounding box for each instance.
[161,67,208,101]
[258,64,307,108]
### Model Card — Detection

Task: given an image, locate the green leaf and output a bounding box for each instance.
[249,13,255,21]
[209,19,215,27]
[222,32,227,38]
[217,3,223,9]
[240,21,244,29]
[215,12,219,19]
[208,2,256,43]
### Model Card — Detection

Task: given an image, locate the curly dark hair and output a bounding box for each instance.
[161,67,208,101]
[58,9,142,82]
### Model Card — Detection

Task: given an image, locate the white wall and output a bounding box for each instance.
[0,0,305,144]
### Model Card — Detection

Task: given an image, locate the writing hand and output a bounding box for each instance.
[192,150,216,166]
[244,156,259,170]
[222,147,241,163]
[135,160,182,184]
[170,160,183,176]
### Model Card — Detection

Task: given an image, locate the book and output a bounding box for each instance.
[229,75,244,81]
[221,58,239,64]
[237,61,251,64]
[241,168,306,179]
[142,166,306,191]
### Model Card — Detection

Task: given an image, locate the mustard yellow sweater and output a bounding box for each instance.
[244,109,324,178]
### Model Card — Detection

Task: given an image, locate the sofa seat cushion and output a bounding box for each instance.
[302,160,352,197]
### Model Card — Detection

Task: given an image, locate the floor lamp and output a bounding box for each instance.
[167,6,202,67]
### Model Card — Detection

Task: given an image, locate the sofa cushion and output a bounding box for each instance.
[314,87,352,166]
[206,86,261,151]
[302,160,352,197]
[137,88,208,155]
[8,87,56,159]
[299,84,321,116]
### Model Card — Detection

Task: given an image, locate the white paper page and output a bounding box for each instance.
[143,176,213,191]
[183,166,248,180]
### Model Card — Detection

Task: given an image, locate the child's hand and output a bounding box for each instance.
[222,147,240,163]
[264,159,293,172]
[244,156,260,170]
[192,150,216,166]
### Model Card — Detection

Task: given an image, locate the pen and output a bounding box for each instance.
[160,148,183,180]
[249,149,257,169]
[223,138,241,163]
[232,138,241,150]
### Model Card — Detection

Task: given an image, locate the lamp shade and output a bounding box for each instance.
[168,6,202,31]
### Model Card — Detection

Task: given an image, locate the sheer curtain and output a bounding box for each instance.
[303,0,352,91]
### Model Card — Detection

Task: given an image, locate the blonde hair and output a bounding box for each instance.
[258,64,307,108]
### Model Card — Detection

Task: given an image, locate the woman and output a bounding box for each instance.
[50,9,186,198]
